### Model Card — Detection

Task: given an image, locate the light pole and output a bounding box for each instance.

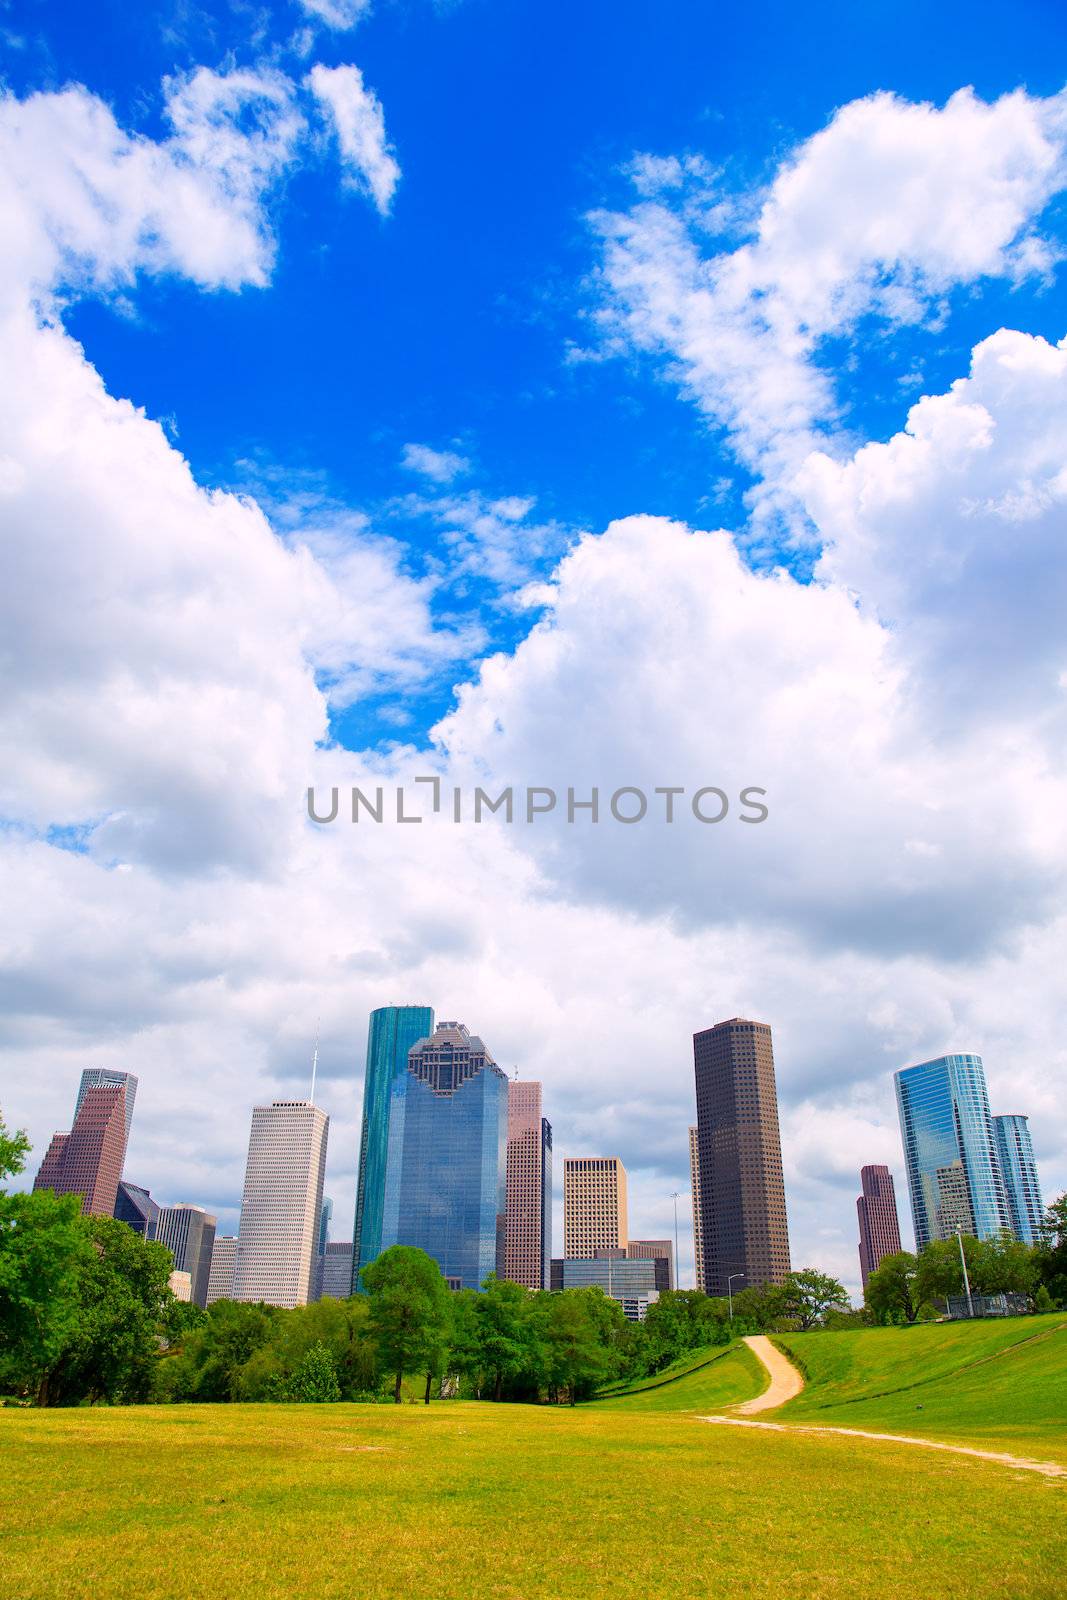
[671,1191,681,1291]
[728,1272,745,1322]
[956,1228,974,1318]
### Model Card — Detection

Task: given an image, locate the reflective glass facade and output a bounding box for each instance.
[380,1021,508,1291]
[352,1005,434,1289]
[894,1054,1012,1250]
[994,1115,1043,1246]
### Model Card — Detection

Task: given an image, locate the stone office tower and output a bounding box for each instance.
[564,1157,628,1259]
[33,1072,136,1216]
[856,1164,902,1287]
[504,1079,552,1290]
[693,1018,791,1296]
[232,1100,329,1309]
[689,1126,705,1293]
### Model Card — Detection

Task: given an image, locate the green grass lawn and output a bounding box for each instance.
[586,1337,764,1410]
[2,1391,1065,1600]
[773,1314,1067,1463]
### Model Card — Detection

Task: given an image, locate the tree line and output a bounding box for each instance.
[3,1111,1065,1407]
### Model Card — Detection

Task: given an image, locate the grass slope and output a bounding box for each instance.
[2,1399,1065,1600]
[773,1314,1067,1463]
[587,1338,764,1410]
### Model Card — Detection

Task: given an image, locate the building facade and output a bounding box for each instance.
[993,1115,1043,1246]
[155,1204,218,1309]
[232,1101,329,1308]
[33,1078,132,1216]
[352,1005,435,1290]
[627,1239,674,1290]
[320,1241,355,1299]
[563,1157,628,1259]
[693,1018,791,1296]
[894,1054,1012,1250]
[379,1020,509,1292]
[504,1079,552,1289]
[856,1164,902,1287]
[561,1256,659,1321]
[206,1236,238,1304]
[689,1126,705,1293]
[114,1180,159,1238]
[75,1068,138,1150]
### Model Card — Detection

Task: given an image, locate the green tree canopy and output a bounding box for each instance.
[864,1251,922,1323]
[362,1246,453,1403]
[778,1269,851,1331]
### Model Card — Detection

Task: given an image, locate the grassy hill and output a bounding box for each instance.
[585,1338,763,1410]
[773,1313,1067,1462]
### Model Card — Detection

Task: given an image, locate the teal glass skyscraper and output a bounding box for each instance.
[379,1020,508,1291]
[352,1004,434,1289]
[994,1114,1043,1245]
[894,1053,1012,1250]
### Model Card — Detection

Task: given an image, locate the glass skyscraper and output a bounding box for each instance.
[994,1114,1043,1245]
[894,1054,1012,1250]
[378,1019,508,1292]
[352,1004,435,1290]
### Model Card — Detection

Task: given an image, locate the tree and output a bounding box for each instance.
[540,1291,613,1404]
[362,1246,452,1403]
[864,1251,922,1324]
[916,1236,979,1306]
[639,1290,729,1374]
[1035,1192,1067,1307]
[284,1341,341,1402]
[473,1276,533,1401]
[778,1269,851,1331]
[160,1298,279,1402]
[969,1233,1038,1298]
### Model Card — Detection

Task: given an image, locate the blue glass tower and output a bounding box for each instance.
[352,1004,435,1290]
[894,1054,1012,1251]
[994,1114,1043,1245]
[380,1020,508,1291]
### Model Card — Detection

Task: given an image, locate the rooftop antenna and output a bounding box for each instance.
[513,1065,519,1081]
[310,1017,320,1105]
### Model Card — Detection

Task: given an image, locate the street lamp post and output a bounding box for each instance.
[727,1272,746,1321]
[956,1228,974,1318]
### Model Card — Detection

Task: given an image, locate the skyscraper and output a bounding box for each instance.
[206,1236,238,1304]
[856,1164,902,1287]
[994,1115,1043,1245]
[693,1018,791,1297]
[232,1101,329,1308]
[75,1068,138,1150]
[504,1079,553,1289]
[33,1077,133,1216]
[894,1054,1012,1250]
[379,1020,508,1292]
[155,1204,217,1309]
[564,1157,627,1258]
[689,1126,705,1293]
[352,1004,435,1290]
[320,1241,355,1299]
[114,1180,159,1238]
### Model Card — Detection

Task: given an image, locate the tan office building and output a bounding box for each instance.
[232,1101,329,1309]
[564,1156,627,1258]
[689,1126,705,1293]
[504,1080,552,1289]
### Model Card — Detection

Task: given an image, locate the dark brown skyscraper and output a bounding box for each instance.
[33,1079,131,1216]
[693,1018,791,1297]
[856,1164,902,1286]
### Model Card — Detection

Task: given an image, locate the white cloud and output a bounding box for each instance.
[307,63,400,215]
[593,87,1067,497]
[401,442,471,483]
[298,0,373,29]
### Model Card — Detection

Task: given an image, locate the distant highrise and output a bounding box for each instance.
[689,1126,705,1293]
[312,1196,333,1300]
[352,1005,435,1290]
[75,1068,138,1150]
[627,1239,674,1290]
[856,1165,902,1287]
[320,1241,355,1299]
[155,1204,217,1309]
[564,1157,627,1259]
[206,1236,238,1304]
[561,1256,659,1321]
[693,1018,791,1296]
[994,1115,1043,1246]
[379,1020,509,1292]
[33,1077,133,1216]
[504,1080,552,1289]
[114,1180,159,1238]
[895,1054,1011,1250]
[232,1101,329,1308]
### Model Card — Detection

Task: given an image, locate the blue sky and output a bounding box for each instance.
[8,0,1067,750]
[4,0,1067,1285]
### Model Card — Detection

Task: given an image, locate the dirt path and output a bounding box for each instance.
[705,1337,1064,1478]
[733,1335,804,1413]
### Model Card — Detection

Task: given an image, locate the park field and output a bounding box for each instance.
[2,1320,1066,1600]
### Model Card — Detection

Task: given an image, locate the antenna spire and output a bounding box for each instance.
[310,1017,320,1105]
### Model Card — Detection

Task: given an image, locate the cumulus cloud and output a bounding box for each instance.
[299,0,373,29]
[307,63,400,214]
[401,442,471,483]
[593,87,1067,495]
